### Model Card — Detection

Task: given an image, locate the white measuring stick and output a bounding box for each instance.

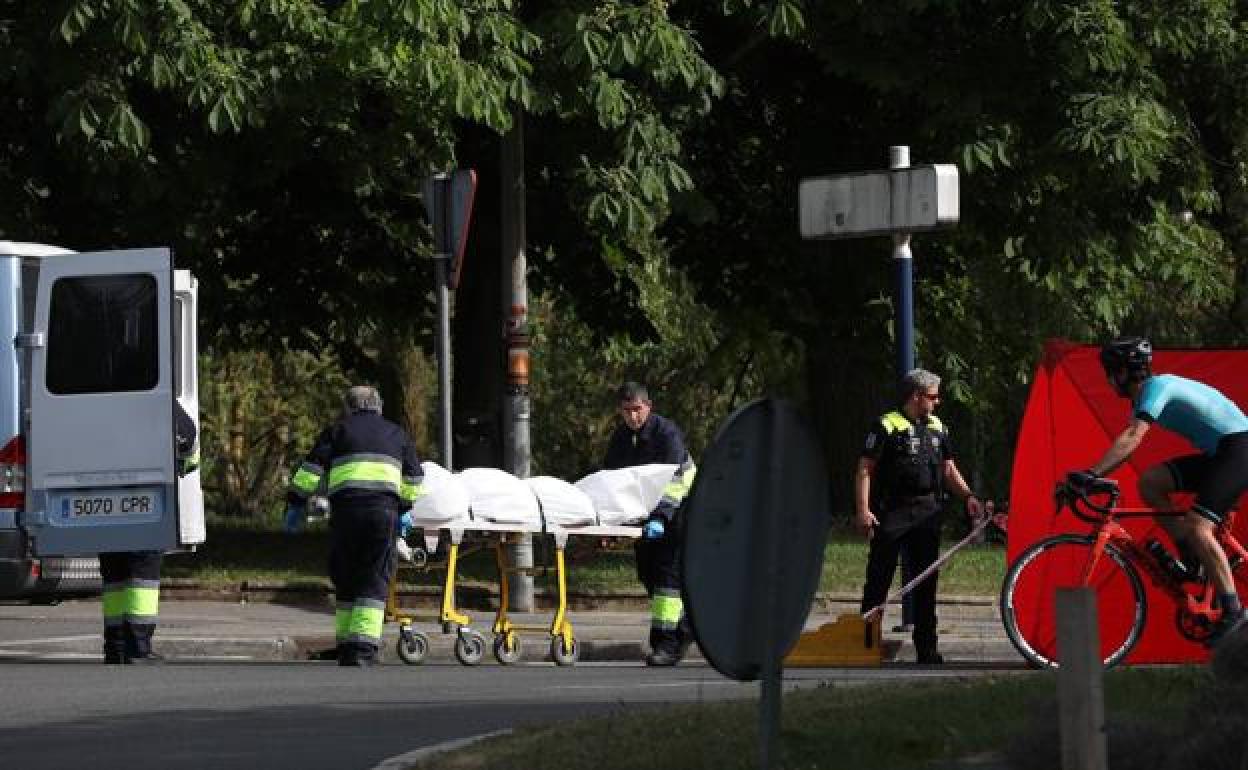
[862,510,998,623]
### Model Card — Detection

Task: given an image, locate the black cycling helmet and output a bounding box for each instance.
[1100,336,1153,377]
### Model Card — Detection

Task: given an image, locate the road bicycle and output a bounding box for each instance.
[999,476,1247,669]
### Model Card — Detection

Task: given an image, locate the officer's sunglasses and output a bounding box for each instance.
[921,391,941,402]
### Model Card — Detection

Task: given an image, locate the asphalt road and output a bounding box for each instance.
[0,660,1023,770]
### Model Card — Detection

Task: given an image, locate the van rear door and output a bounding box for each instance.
[174,269,205,548]
[24,248,178,556]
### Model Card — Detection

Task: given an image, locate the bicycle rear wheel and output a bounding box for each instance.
[1000,534,1146,669]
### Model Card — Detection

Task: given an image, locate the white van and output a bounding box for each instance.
[0,242,204,599]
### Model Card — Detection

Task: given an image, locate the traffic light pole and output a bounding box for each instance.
[501,106,534,611]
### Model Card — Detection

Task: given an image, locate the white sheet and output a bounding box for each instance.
[458,467,542,527]
[632,463,681,515]
[408,461,471,525]
[574,463,677,526]
[526,476,598,528]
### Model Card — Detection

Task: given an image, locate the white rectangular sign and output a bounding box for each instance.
[799,164,959,240]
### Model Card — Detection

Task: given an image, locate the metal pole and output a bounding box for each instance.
[501,105,534,611]
[890,146,916,628]
[435,254,453,468]
[890,145,914,377]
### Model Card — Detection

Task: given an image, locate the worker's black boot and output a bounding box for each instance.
[338,642,378,667]
[103,626,127,665]
[645,649,682,667]
[124,622,162,664]
[916,648,944,665]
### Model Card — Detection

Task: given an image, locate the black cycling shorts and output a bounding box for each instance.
[1165,431,1248,525]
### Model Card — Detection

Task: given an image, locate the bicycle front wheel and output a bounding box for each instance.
[1000,533,1146,669]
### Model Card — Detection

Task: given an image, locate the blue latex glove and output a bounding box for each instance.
[283,504,306,533]
[396,510,413,538]
[643,518,665,540]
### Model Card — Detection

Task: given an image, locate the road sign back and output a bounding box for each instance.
[423,169,478,290]
[681,398,830,681]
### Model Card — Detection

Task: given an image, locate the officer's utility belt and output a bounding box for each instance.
[882,493,938,507]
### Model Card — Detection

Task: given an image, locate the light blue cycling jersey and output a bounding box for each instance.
[1134,374,1248,454]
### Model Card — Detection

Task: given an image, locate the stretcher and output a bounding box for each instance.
[385,462,677,666]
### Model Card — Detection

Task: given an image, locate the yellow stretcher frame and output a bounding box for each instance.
[385,520,641,666]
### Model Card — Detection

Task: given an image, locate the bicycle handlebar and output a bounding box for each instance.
[1055,476,1121,523]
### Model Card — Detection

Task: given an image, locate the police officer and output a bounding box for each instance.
[101,401,198,664]
[286,385,424,667]
[856,368,982,664]
[603,382,697,666]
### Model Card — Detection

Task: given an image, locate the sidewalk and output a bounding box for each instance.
[0,590,1022,666]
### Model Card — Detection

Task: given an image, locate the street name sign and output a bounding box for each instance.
[799,163,959,240]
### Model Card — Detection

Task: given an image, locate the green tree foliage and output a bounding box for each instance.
[651,0,1248,507]
[5,1,1248,516]
[0,1,721,353]
[0,1,725,504]
[530,239,803,479]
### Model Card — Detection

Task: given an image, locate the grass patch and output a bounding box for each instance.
[405,666,1205,770]
[818,528,1006,596]
[167,516,1009,597]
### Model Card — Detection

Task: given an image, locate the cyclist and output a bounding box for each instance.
[1067,336,1248,646]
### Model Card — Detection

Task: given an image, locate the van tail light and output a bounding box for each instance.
[0,435,25,509]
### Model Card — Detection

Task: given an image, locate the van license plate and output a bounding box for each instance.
[58,488,163,518]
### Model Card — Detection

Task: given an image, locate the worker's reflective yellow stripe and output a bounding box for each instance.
[126,582,160,620]
[651,589,683,631]
[335,604,351,641]
[291,462,324,495]
[102,586,127,622]
[882,411,943,434]
[400,477,426,505]
[102,580,159,622]
[328,455,401,495]
[882,412,910,433]
[345,599,385,644]
[660,459,698,507]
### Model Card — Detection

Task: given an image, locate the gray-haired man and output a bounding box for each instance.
[855,369,982,664]
[287,386,424,666]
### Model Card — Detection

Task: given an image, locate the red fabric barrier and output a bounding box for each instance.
[1007,339,1248,664]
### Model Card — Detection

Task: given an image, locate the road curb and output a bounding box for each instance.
[159,580,997,613]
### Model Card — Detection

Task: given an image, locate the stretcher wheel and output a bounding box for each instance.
[455,629,487,666]
[396,627,429,665]
[550,636,579,666]
[493,632,522,665]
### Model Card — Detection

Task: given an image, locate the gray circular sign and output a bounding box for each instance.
[680,398,830,681]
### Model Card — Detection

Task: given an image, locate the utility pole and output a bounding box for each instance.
[890,145,915,377]
[890,145,916,630]
[500,105,534,611]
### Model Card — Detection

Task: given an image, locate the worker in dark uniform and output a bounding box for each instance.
[855,369,982,664]
[101,400,199,664]
[286,385,424,667]
[603,382,697,666]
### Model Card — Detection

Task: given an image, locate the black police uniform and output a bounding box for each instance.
[858,410,953,660]
[603,412,693,656]
[288,410,423,665]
